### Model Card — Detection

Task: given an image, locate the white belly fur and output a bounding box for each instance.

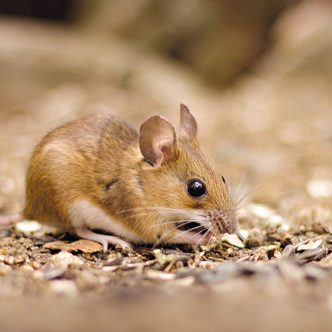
[68,200,142,242]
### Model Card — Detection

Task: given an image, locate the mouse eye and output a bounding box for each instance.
[221,176,226,184]
[187,179,206,198]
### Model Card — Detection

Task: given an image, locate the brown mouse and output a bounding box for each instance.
[0,104,237,251]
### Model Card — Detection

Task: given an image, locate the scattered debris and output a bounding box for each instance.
[297,239,323,251]
[43,240,103,253]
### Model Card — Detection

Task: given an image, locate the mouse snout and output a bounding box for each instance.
[209,209,238,234]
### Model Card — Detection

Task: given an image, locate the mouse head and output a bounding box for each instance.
[138,104,237,244]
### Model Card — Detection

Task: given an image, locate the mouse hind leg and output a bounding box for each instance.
[68,199,133,252]
[75,227,132,252]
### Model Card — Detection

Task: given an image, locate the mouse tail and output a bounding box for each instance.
[0,212,23,227]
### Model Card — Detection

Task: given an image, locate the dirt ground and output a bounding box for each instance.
[1,2,332,331]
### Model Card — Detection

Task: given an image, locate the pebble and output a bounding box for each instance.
[0,263,12,275]
[49,280,78,296]
[50,251,83,267]
[4,256,15,265]
[297,239,323,251]
[283,244,296,257]
[222,233,244,249]
[238,229,249,240]
[15,221,41,233]
[43,264,68,280]
[267,214,285,227]
[31,261,41,270]
[306,179,332,198]
[145,270,175,281]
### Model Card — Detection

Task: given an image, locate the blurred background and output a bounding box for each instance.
[0,0,332,219]
[1,2,332,331]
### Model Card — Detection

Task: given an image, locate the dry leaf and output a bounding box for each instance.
[44,240,103,253]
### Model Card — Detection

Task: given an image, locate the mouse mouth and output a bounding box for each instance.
[176,221,210,235]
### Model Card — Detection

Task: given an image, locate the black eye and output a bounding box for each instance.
[187,179,206,198]
[221,176,226,184]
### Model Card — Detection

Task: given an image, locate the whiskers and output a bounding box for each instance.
[232,177,264,211]
[149,210,211,248]
[153,221,210,249]
[115,205,211,247]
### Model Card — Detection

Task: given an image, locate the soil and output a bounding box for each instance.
[1,2,332,331]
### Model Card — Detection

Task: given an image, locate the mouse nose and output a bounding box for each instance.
[210,209,238,234]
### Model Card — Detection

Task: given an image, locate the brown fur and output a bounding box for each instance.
[23,107,237,244]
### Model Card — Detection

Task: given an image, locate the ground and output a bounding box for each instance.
[0,3,332,330]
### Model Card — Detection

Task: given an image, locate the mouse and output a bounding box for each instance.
[0,104,237,251]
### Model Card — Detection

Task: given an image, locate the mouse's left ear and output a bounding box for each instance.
[139,115,178,168]
[179,104,198,140]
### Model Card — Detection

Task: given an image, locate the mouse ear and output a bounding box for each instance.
[139,115,177,168]
[180,104,197,140]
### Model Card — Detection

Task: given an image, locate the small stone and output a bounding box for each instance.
[281,223,290,231]
[0,263,11,275]
[49,280,78,296]
[222,233,244,249]
[306,179,332,198]
[267,214,283,226]
[283,245,296,257]
[51,251,83,267]
[297,239,322,251]
[145,270,175,281]
[31,261,41,270]
[43,264,68,280]
[15,221,41,233]
[4,256,15,265]
[238,229,249,240]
